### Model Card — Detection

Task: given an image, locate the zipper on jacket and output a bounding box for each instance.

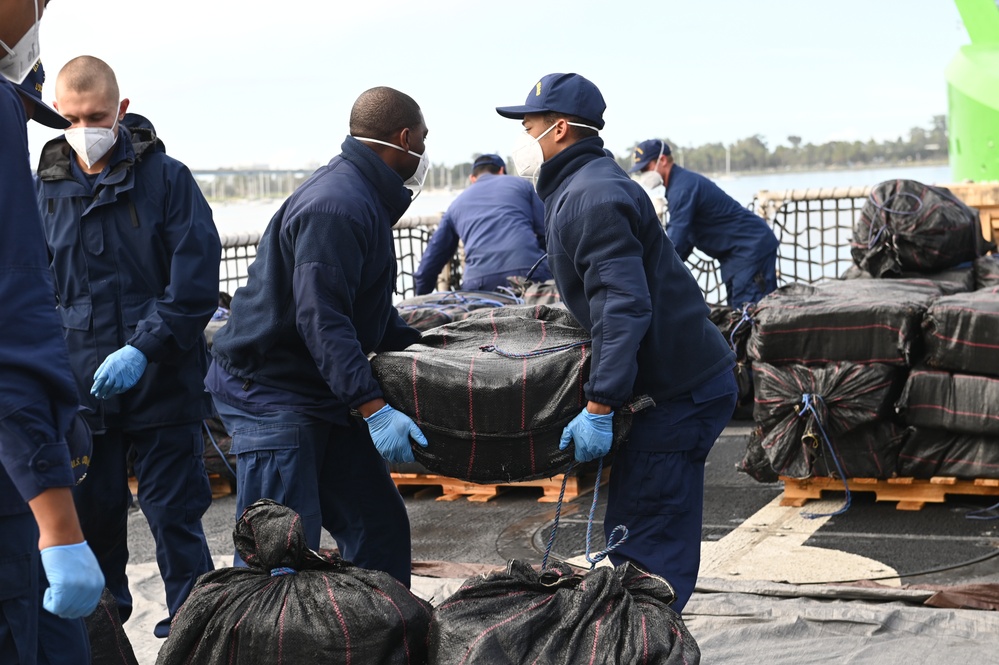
[128,201,139,228]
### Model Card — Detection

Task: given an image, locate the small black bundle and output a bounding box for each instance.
[975,255,999,289]
[747,280,939,366]
[394,291,520,332]
[923,288,999,377]
[749,361,904,479]
[372,305,648,483]
[708,304,755,419]
[897,370,999,437]
[851,179,993,277]
[427,560,699,665]
[85,588,139,665]
[156,500,432,665]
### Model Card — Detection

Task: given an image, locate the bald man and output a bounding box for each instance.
[207,86,430,587]
[34,55,221,638]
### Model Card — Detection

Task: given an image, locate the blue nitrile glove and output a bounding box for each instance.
[40,541,105,619]
[559,408,614,463]
[91,345,148,399]
[363,404,429,464]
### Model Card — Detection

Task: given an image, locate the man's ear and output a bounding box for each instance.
[499,167,506,175]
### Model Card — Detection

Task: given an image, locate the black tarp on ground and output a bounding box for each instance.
[747,362,904,479]
[851,180,993,277]
[896,427,999,480]
[394,291,521,332]
[86,588,139,665]
[156,500,432,665]
[371,305,649,483]
[923,287,999,377]
[975,254,999,289]
[897,370,999,437]
[747,280,940,366]
[427,560,699,665]
[839,263,975,294]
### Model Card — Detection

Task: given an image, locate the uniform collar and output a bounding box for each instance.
[340,135,413,221]
[535,136,606,202]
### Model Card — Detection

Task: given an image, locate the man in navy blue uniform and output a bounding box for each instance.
[35,56,220,638]
[497,73,737,612]
[413,153,550,294]
[207,86,430,588]
[1,2,105,662]
[629,138,780,308]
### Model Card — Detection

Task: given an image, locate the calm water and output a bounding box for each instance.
[210,163,955,238]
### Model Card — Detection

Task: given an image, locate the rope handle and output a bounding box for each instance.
[480,339,590,359]
[796,393,851,518]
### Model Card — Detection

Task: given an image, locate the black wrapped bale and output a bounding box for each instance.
[897,370,999,437]
[156,500,432,665]
[427,560,699,665]
[923,288,999,377]
[85,588,139,665]
[395,291,520,332]
[839,263,975,295]
[201,416,235,479]
[736,425,780,483]
[851,180,992,277]
[897,427,999,480]
[708,304,755,419]
[975,255,999,290]
[505,276,562,305]
[747,280,939,366]
[750,362,904,479]
[371,305,647,483]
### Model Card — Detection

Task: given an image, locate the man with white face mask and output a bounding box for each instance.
[1,2,105,662]
[629,138,779,308]
[497,72,737,613]
[207,87,429,589]
[35,55,221,639]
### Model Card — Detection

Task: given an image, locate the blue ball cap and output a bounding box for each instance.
[472,153,506,170]
[628,138,671,173]
[496,73,606,130]
[14,60,71,130]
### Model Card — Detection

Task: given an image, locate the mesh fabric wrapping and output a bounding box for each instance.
[923,287,999,377]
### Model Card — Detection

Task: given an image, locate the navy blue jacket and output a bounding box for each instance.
[35,114,221,430]
[209,137,421,418]
[0,80,79,516]
[665,165,779,281]
[413,173,550,294]
[536,138,734,407]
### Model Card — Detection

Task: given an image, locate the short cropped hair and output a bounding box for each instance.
[349,86,423,141]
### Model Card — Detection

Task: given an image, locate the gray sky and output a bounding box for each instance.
[27,0,969,170]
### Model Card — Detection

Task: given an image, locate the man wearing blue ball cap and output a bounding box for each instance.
[497,72,737,612]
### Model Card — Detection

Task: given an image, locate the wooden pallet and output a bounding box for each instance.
[391,467,610,503]
[128,473,234,500]
[779,475,999,511]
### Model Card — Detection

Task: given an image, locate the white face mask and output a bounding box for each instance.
[355,136,430,200]
[65,119,119,169]
[633,169,663,190]
[511,121,600,180]
[0,0,41,84]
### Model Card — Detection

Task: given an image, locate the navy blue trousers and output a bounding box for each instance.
[0,511,90,665]
[724,250,779,308]
[605,369,737,613]
[212,399,413,587]
[71,424,213,625]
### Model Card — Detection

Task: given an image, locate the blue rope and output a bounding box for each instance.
[867,191,922,249]
[270,567,296,577]
[480,340,590,358]
[203,419,237,481]
[541,462,574,570]
[797,393,852,519]
[965,499,999,521]
[728,303,753,352]
[525,253,549,282]
[585,458,628,568]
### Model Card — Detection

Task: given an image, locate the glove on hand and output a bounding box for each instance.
[40,541,105,619]
[559,408,614,463]
[91,345,148,399]
[364,404,428,464]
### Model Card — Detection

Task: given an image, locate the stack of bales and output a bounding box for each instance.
[739,179,994,484]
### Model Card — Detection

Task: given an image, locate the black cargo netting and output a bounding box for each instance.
[427,560,699,665]
[974,255,999,290]
[747,280,940,366]
[394,290,522,332]
[746,362,904,480]
[897,427,999,480]
[897,370,999,437]
[851,180,994,277]
[923,288,999,377]
[156,500,432,665]
[85,588,139,665]
[371,305,650,483]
